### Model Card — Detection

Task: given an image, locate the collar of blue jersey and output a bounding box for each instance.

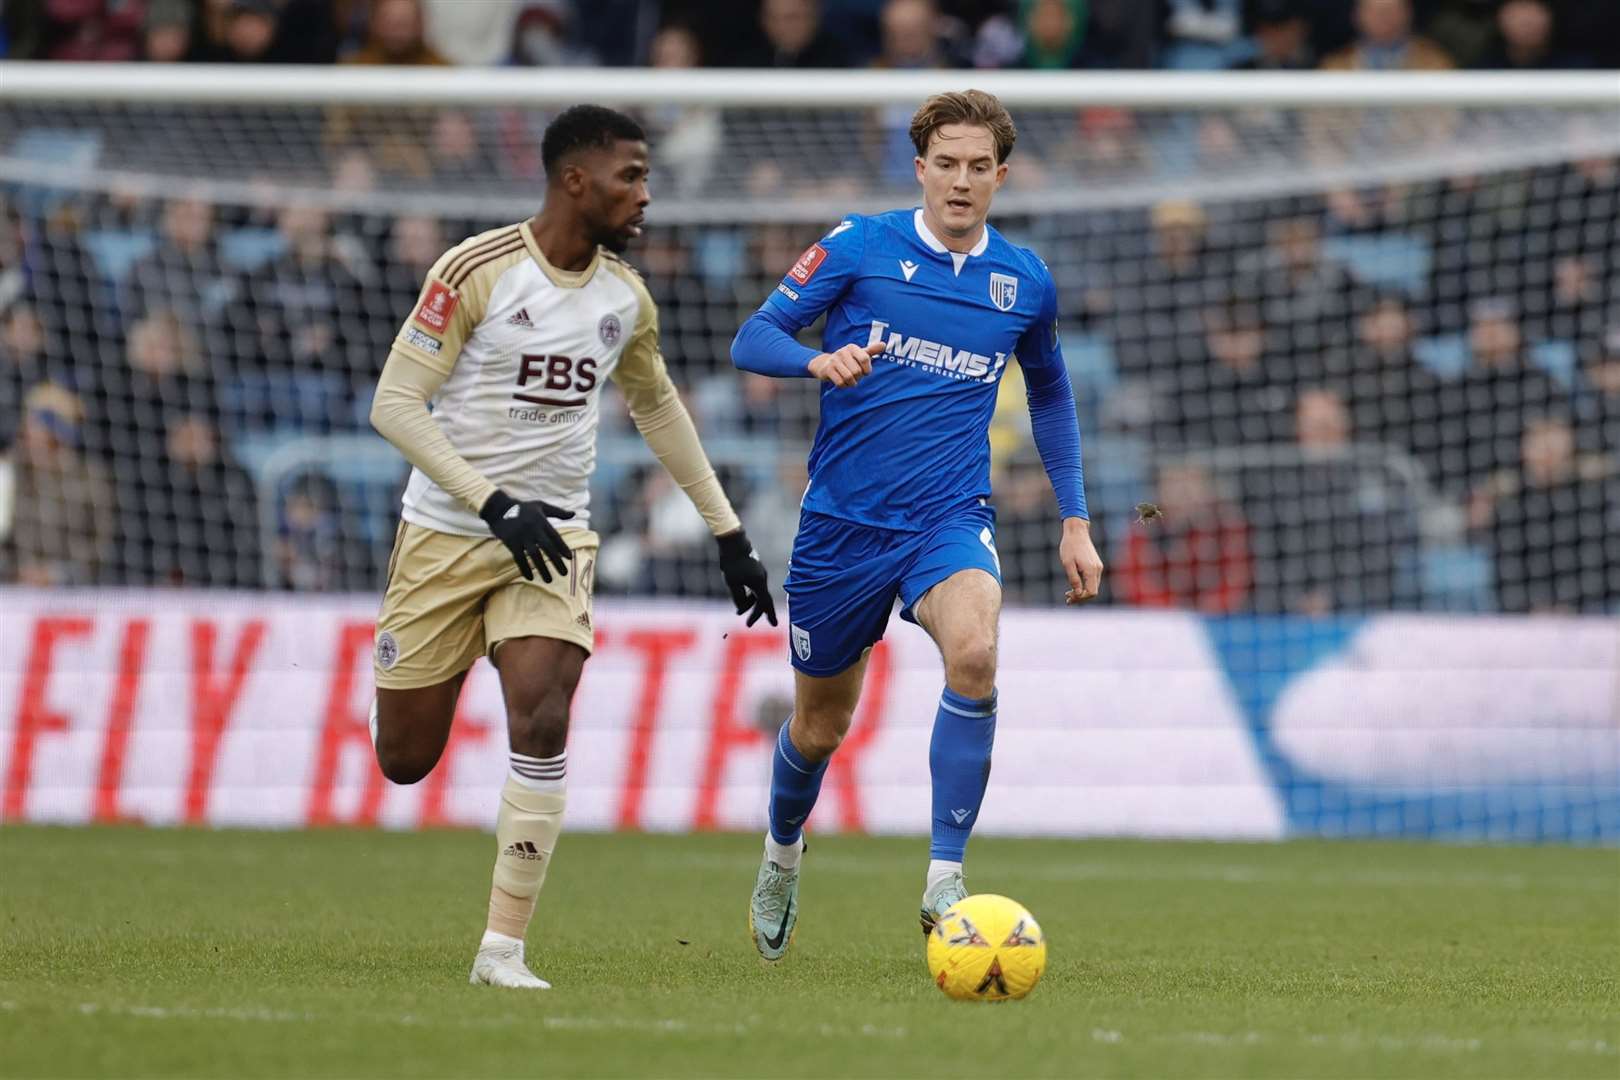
[913,208,990,276]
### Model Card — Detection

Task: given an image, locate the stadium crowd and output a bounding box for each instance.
[5,0,1620,72]
[1,0,1616,613]
[2,147,1616,611]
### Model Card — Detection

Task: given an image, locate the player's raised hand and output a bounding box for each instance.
[480,490,575,584]
[1059,518,1104,605]
[807,340,885,388]
[716,529,778,627]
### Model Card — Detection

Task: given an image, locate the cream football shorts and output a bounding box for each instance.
[373,521,598,689]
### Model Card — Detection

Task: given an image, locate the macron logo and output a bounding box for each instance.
[950,809,971,824]
[899,259,918,282]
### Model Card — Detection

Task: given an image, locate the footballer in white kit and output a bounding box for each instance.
[368,105,776,990]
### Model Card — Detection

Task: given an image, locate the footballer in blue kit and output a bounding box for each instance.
[730,90,1104,960]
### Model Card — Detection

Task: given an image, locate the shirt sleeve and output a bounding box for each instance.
[1018,266,1089,521]
[387,239,487,375]
[756,215,866,334]
[369,233,508,514]
[610,270,742,537]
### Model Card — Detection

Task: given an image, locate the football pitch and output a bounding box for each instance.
[1,827,1615,1079]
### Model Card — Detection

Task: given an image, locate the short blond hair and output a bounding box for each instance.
[909,90,1017,164]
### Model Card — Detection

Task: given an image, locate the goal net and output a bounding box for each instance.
[0,68,1615,838]
[2,69,1614,614]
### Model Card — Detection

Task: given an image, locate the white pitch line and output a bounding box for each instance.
[6,1001,1612,1058]
[10,1001,904,1041]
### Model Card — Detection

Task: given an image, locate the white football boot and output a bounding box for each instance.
[469,939,551,989]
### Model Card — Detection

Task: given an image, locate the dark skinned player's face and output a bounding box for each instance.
[570,139,650,253]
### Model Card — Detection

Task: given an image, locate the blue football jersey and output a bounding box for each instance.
[758,208,1066,532]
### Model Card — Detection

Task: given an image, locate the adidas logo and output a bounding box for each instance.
[506,307,534,328]
[503,840,543,861]
[575,611,592,630]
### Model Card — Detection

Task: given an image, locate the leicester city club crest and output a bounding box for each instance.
[598,313,622,347]
[989,273,1018,312]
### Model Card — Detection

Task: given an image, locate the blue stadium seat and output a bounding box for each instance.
[1413,334,1470,378]
[1530,340,1577,386]
[218,227,288,273]
[217,372,351,435]
[82,229,157,283]
[1322,233,1432,295]
[694,229,745,288]
[6,128,102,215]
[1419,543,1496,612]
[1084,433,1151,525]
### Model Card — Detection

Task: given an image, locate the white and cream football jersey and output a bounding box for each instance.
[386,220,682,537]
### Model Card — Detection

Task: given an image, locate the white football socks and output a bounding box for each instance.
[764,834,802,871]
[927,859,963,892]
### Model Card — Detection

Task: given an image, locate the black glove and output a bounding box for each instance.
[716,529,777,627]
[480,490,575,584]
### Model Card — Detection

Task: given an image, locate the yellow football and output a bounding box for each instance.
[926,893,1046,1002]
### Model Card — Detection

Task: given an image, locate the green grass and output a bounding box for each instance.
[1,827,1615,1079]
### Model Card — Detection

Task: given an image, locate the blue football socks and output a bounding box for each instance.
[767,718,827,847]
[929,687,998,861]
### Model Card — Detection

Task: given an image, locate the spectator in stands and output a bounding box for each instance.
[743,0,848,68]
[597,462,739,598]
[142,0,193,60]
[125,195,229,326]
[1575,326,1620,472]
[274,470,372,591]
[26,202,108,363]
[1317,291,1447,482]
[1237,200,1356,356]
[344,0,446,64]
[115,411,260,587]
[1473,414,1619,613]
[194,0,281,63]
[3,0,146,60]
[1103,199,1230,382]
[420,0,518,66]
[1245,387,1408,613]
[1159,0,1247,70]
[1163,299,1292,449]
[1420,0,1500,68]
[0,303,61,451]
[992,445,1070,606]
[90,307,217,457]
[1472,0,1585,71]
[738,451,809,602]
[1320,0,1453,70]
[646,24,724,196]
[1230,0,1315,70]
[376,212,443,346]
[508,0,597,66]
[1438,297,1571,494]
[237,203,371,382]
[1116,459,1252,612]
[0,383,115,587]
[0,201,24,315]
[1017,0,1088,70]
[871,0,958,69]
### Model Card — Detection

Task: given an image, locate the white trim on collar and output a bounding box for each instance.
[913,207,989,276]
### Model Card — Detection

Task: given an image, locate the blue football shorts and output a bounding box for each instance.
[782,501,1002,678]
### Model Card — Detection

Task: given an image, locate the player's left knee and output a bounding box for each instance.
[944,641,997,700]
[506,690,572,758]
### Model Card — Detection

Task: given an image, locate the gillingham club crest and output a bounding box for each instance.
[791,624,812,662]
[598,313,623,347]
[989,273,1018,312]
